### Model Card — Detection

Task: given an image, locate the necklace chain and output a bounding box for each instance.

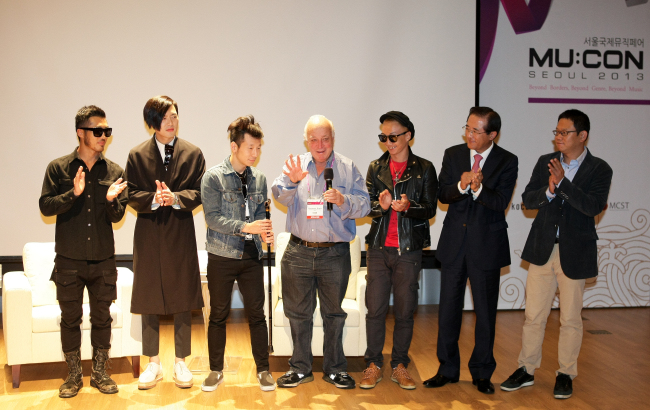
[391,159,407,183]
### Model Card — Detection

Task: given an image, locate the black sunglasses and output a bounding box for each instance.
[78,127,113,138]
[378,130,408,143]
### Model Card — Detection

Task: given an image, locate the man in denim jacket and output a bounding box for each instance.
[200,115,275,392]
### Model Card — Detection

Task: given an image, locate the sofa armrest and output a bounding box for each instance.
[355,267,367,355]
[116,267,142,356]
[2,271,34,365]
[355,267,367,309]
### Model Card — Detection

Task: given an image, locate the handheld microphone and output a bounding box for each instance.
[324,167,334,213]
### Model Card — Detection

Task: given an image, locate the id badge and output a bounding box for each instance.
[307,200,324,219]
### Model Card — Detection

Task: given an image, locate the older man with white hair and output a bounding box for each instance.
[272,115,370,389]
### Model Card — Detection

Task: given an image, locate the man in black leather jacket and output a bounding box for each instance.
[360,111,438,390]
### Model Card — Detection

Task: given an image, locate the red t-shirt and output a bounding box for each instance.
[384,160,407,248]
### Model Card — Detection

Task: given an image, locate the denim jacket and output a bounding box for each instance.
[201,156,268,259]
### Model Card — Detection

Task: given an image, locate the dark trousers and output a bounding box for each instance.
[142,312,192,358]
[206,247,269,373]
[52,255,117,353]
[281,241,351,375]
[436,241,501,380]
[365,247,421,369]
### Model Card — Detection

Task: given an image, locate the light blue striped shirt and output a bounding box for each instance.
[271,151,370,242]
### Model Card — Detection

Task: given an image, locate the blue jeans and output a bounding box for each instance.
[281,241,351,374]
[364,247,421,369]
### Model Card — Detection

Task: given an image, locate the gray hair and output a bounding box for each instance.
[303,115,335,140]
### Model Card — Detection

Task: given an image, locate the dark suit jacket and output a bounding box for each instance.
[521,150,612,279]
[436,143,518,270]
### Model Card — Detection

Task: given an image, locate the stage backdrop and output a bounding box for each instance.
[0,1,476,260]
[0,0,476,256]
[479,0,650,309]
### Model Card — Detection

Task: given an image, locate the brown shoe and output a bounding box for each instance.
[359,363,383,389]
[391,364,416,390]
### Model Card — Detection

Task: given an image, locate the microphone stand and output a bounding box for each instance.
[265,199,274,354]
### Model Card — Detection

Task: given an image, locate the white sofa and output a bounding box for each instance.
[2,242,143,388]
[266,233,367,356]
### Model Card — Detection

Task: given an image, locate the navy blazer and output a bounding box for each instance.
[521,150,612,279]
[436,143,518,270]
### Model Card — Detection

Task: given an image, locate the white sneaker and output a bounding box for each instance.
[173,361,194,388]
[138,362,163,390]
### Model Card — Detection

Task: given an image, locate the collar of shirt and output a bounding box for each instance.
[559,147,588,172]
[155,135,176,162]
[470,142,494,169]
[67,147,106,166]
[305,151,336,196]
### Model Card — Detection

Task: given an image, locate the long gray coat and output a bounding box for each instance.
[126,136,205,314]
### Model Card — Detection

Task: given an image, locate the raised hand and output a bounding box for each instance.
[378,189,392,210]
[460,171,474,191]
[548,175,556,194]
[470,168,483,192]
[391,193,410,212]
[548,158,565,186]
[283,154,309,183]
[73,166,85,197]
[160,181,175,206]
[106,178,128,202]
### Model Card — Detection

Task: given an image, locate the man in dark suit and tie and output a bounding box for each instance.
[500,109,612,400]
[423,106,518,394]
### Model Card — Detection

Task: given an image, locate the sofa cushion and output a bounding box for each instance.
[273,298,359,328]
[32,302,123,333]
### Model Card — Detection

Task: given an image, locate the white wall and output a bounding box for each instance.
[0,0,476,257]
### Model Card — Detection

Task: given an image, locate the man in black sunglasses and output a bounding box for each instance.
[361,111,438,390]
[39,105,128,398]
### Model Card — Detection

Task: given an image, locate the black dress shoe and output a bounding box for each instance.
[473,378,495,394]
[423,374,459,388]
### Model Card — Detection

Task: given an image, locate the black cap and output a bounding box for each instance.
[379,111,415,139]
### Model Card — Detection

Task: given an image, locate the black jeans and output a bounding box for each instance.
[51,255,117,353]
[281,241,351,375]
[141,312,192,358]
[364,247,421,369]
[206,242,269,373]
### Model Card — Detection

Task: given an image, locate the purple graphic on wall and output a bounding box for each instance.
[480,0,553,82]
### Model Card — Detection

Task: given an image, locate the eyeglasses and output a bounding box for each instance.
[462,125,487,136]
[378,131,408,143]
[78,127,112,138]
[552,130,577,137]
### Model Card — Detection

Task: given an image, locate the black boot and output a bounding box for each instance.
[90,347,119,394]
[59,349,83,398]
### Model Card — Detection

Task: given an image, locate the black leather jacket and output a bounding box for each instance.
[365,148,438,253]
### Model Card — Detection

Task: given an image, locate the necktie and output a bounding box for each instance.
[472,154,483,173]
[164,144,174,171]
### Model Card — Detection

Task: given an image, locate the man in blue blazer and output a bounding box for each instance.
[423,107,518,394]
[500,109,612,400]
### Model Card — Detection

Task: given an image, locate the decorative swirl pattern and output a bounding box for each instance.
[498,276,526,309]
[500,209,650,309]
